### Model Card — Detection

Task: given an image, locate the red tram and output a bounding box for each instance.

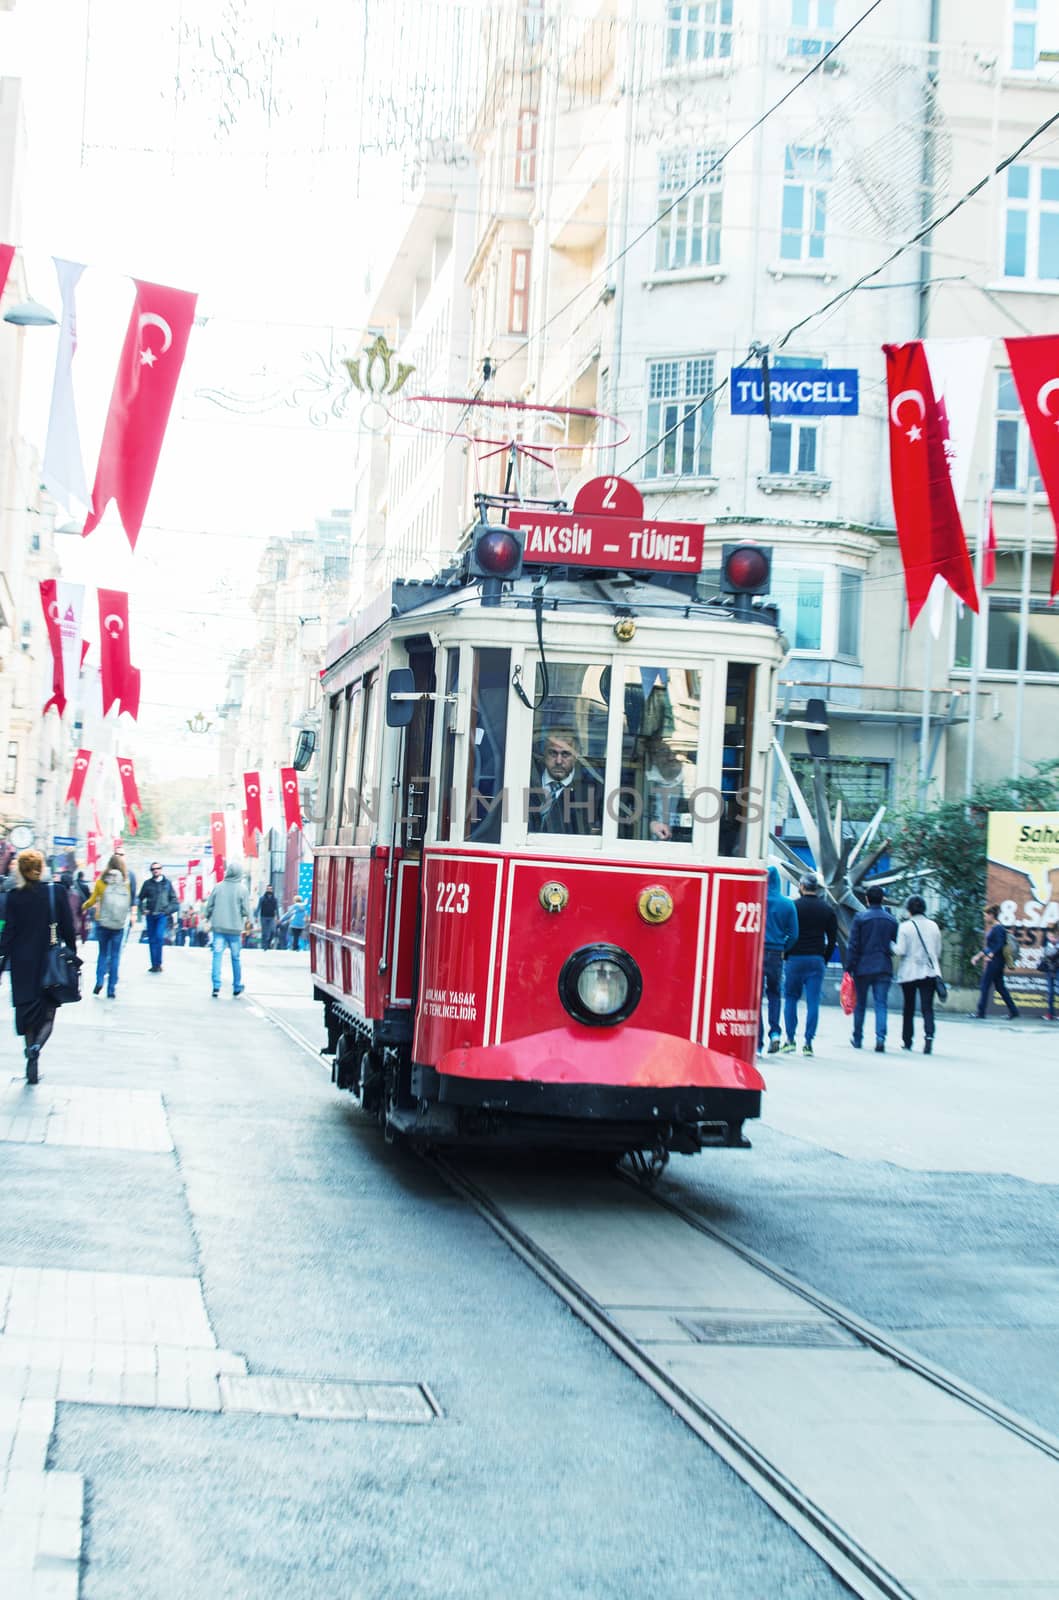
[310,477,783,1157]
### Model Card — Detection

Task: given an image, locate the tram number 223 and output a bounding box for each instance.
[435,880,470,915]
[734,900,762,934]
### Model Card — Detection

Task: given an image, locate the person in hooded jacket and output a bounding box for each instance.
[759,866,797,1052]
[0,850,77,1082]
[845,884,899,1052]
[82,854,133,998]
[205,863,250,997]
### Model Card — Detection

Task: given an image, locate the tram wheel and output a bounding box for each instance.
[334,1033,359,1091]
[360,1050,384,1116]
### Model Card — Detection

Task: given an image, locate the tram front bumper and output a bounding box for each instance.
[434,1025,764,1095]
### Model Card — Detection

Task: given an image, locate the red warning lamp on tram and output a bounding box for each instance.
[468,523,524,581]
[720,542,772,595]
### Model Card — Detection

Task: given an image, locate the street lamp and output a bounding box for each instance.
[3,300,58,327]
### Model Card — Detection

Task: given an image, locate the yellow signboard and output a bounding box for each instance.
[985,811,1059,1013]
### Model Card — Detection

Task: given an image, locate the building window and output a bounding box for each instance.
[1003,163,1059,282]
[1012,0,1040,71]
[788,0,836,57]
[4,741,17,795]
[655,148,723,271]
[508,248,530,336]
[771,566,824,651]
[765,356,824,475]
[837,569,862,659]
[994,369,1041,491]
[666,0,733,67]
[788,756,891,824]
[643,356,715,479]
[781,145,832,262]
[954,595,1059,674]
[515,108,537,188]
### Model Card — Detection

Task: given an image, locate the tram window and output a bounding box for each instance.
[720,663,756,858]
[339,686,364,845]
[323,692,349,844]
[528,661,607,836]
[465,648,511,844]
[437,648,461,841]
[401,648,436,851]
[355,673,381,845]
[617,666,701,844]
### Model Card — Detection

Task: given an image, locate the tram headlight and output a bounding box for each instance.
[559,944,643,1027]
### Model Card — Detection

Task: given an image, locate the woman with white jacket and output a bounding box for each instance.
[893,895,943,1054]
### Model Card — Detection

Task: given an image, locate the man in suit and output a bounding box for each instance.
[529,726,604,836]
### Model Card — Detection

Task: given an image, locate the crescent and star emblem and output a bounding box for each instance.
[138,312,173,368]
[103,613,125,637]
[284,780,296,792]
[889,388,926,443]
[120,765,132,777]
[1037,377,1059,429]
[247,784,259,796]
[48,601,59,621]
[75,758,88,770]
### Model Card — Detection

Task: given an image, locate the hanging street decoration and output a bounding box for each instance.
[82,279,198,549]
[1002,335,1059,599]
[241,809,258,859]
[243,771,263,837]
[883,341,978,626]
[65,749,93,807]
[42,260,91,517]
[344,334,414,398]
[210,813,227,879]
[280,766,303,832]
[98,589,141,719]
[0,242,14,302]
[40,579,86,717]
[116,757,142,834]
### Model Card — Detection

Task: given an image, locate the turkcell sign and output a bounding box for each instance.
[508,509,705,573]
[729,367,859,417]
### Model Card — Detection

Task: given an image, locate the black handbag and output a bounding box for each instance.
[912,917,947,1002]
[43,885,82,1005]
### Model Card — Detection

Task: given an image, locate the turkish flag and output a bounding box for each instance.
[98,589,141,719]
[82,278,197,549]
[213,856,225,882]
[66,748,93,806]
[280,766,302,832]
[243,771,263,837]
[210,811,226,861]
[195,873,204,901]
[0,243,13,301]
[40,579,65,714]
[1003,335,1059,598]
[116,756,141,832]
[178,876,186,901]
[884,342,978,626]
[86,831,99,868]
[241,808,258,859]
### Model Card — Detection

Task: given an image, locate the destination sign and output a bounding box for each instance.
[508,476,705,574]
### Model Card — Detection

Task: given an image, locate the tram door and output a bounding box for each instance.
[392,639,436,1009]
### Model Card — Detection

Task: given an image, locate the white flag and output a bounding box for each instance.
[56,580,85,719]
[922,338,991,506]
[42,260,90,516]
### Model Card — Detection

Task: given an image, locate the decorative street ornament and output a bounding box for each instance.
[343,334,414,398]
[187,711,213,734]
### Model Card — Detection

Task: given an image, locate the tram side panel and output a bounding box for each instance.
[702,872,768,1063]
[312,846,420,1025]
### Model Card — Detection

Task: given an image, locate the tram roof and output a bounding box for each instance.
[324,573,782,676]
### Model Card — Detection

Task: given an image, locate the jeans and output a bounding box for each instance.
[95,926,123,996]
[852,975,891,1046]
[977,954,1017,1018]
[759,948,784,1047]
[211,932,243,993]
[260,917,276,950]
[784,954,825,1045]
[146,913,168,968]
[290,927,302,952]
[901,978,935,1045]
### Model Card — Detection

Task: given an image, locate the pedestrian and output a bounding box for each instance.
[844,885,899,1053]
[892,894,944,1053]
[138,861,180,973]
[81,853,133,998]
[781,874,838,1057]
[1037,927,1059,1021]
[287,894,308,953]
[971,905,1019,1019]
[257,885,279,950]
[0,849,78,1082]
[205,862,250,997]
[759,867,797,1053]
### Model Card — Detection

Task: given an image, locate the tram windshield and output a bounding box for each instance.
[528,662,608,836]
[617,667,700,845]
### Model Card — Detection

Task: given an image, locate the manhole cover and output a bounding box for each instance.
[219,1375,439,1422]
[678,1317,860,1348]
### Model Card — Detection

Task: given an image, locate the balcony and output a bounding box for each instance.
[780,670,972,725]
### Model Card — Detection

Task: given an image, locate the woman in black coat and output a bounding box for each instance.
[0,849,77,1082]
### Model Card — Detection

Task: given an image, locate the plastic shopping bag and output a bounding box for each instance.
[839,971,856,1016]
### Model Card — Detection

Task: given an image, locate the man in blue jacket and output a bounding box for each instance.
[845,884,899,1052]
[760,865,798,1053]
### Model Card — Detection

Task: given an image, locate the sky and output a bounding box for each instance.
[1,0,402,782]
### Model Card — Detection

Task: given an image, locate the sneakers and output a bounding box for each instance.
[768,1035,781,1054]
[802,1043,814,1056]
[850,1037,862,1050]
[923,1038,933,1054]
[901,1042,913,1051]
[233,987,244,997]
[93,984,102,996]
[779,1041,797,1054]
[211,989,219,999]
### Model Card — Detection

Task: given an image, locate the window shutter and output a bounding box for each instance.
[509,248,531,335]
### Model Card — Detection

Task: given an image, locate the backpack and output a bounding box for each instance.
[98,879,131,930]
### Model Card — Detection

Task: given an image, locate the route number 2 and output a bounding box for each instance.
[735,900,761,933]
[436,881,470,914]
[601,476,618,509]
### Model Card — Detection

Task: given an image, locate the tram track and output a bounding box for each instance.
[256,993,1059,1597]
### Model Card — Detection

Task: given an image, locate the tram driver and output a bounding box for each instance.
[529,726,604,836]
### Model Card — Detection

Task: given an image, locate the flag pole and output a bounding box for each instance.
[1012,473,1036,777]
[964,475,987,795]
[918,615,933,807]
